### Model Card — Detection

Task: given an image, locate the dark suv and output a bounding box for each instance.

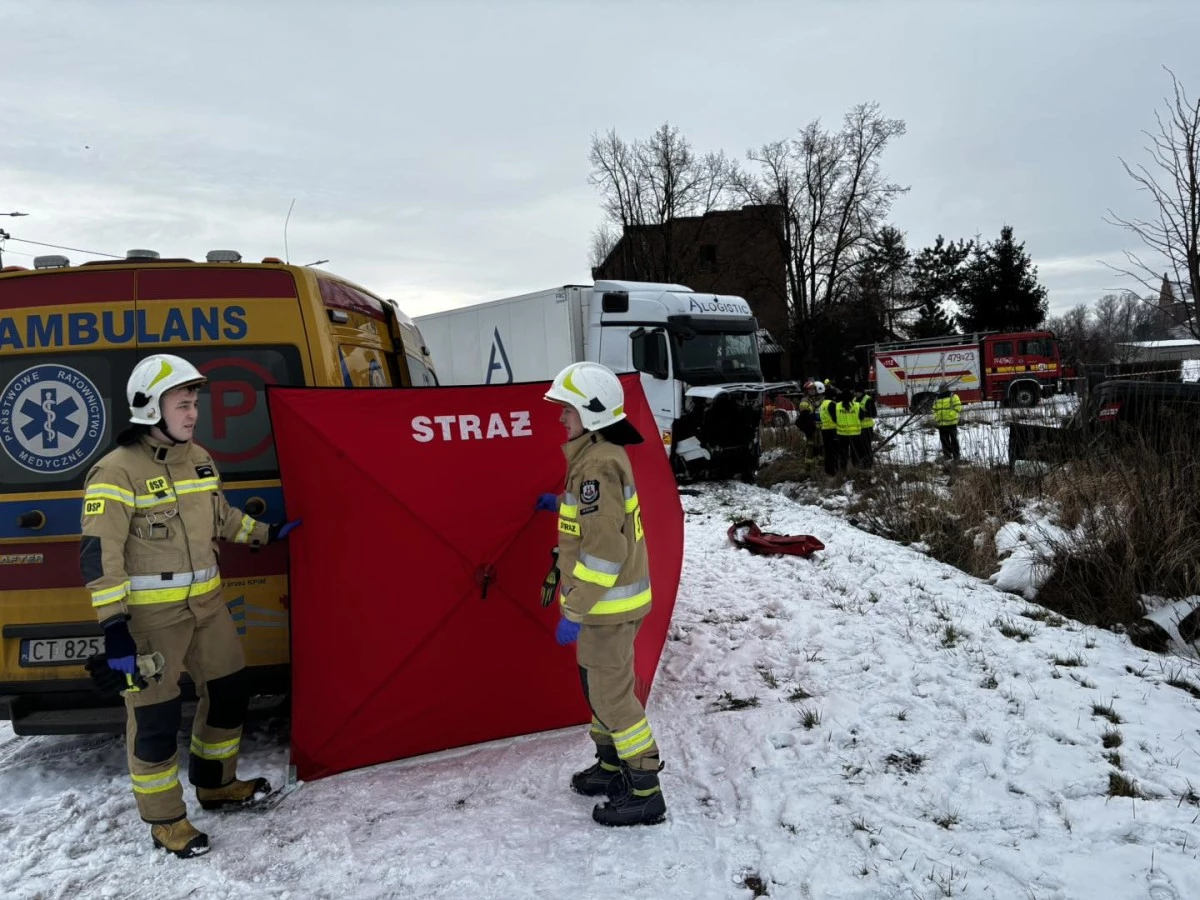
[1009,380,1200,468]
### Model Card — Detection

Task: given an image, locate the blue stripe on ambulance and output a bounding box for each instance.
[0,485,286,540]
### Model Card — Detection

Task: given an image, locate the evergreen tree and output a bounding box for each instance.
[957,226,1048,332]
[908,235,972,337]
[910,296,954,338]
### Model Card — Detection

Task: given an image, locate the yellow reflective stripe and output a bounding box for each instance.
[190,735,240,760]
[85,484,135,506]
[134,491,177,509]
[233,514,255,544]
[128,566,218,591]
[572,559,620,588]
[128,573,222,605]
[586,579,652,616]
[590,717,610,737]
[558,519,580,537]
[559,503,579,518]
[622,485,639,514]
[131,765,179,794]
[612,718,654,758]
[90,581,130,607]
[174,477,219,494]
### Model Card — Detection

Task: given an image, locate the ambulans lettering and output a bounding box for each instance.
[410,411,533,442]
[0,364,106,473]
[687,297,751,316]
[0,306,247,350]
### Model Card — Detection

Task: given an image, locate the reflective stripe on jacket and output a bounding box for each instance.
[932,394,962,426]
[556,432,651,625]
[835,401,863,436]
[79,436,270,622]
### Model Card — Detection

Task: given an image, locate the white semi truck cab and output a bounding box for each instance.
[414,280,766,480]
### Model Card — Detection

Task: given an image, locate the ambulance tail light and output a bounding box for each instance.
[34,254,71,269]
[261,256,284,264]
[206,250,242,263]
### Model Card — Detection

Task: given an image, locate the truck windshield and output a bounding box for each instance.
[671,330,762,384]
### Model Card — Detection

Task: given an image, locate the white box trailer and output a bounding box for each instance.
[415,280,767,479]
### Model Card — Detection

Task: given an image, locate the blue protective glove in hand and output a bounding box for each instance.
[555,616,581,646]
[102,616,137,675]
[535,493,559,513]
[269,519,302,542]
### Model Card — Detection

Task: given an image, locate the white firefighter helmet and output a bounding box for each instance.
[544,361,625,431]
[813,381,826,395]
[126,354,207,425]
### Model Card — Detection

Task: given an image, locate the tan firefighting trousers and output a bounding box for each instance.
[577,619,659,770]
[125,598,247,823]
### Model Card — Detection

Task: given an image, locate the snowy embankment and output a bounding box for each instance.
[3,481,1199,900]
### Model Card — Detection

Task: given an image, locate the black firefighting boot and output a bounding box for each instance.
[571,743,623,796]
[196,776,271,811]
[151,817,210,859]
[592,758,666,827]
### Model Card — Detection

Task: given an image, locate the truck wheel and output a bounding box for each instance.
[1011,384,1039,407]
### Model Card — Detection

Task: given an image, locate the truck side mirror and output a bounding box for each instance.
[631,329,669,380]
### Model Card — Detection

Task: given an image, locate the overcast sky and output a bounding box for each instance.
[3,0,1198,319]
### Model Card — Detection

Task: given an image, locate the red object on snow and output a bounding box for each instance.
[727,520,824,557]
[268,375,684,782]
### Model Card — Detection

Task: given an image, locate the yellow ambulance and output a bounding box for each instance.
[0,250,437,733]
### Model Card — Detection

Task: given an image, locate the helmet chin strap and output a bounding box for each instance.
[157,419,188,445]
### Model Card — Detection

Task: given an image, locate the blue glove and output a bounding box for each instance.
[269,519,302,541]
[555,617,581,646]
[535,493,559,512]
[102,616,137,675]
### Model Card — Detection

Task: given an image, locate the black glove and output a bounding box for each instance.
[85,654,143,697]
[268,519,302,542]
[101,615,137,675]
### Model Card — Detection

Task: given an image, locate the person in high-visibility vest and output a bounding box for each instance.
[854,385,876,469]
[931,382,963,460]
[818,388,839,475]
[833,388,863,471]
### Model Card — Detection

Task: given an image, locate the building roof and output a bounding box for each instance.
[757,328,786,354]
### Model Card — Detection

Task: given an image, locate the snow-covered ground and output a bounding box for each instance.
[4,480,1200,899]
[871,395,1081,469]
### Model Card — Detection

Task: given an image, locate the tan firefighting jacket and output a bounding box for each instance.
[79,434,270,624]
[556,431,651,626]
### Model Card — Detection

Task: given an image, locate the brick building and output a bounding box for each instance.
[592,205,795,379]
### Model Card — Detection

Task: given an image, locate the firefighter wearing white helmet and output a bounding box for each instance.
[79,354,297,858]
[537,361,667,826]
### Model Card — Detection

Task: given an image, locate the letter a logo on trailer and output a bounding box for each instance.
[486,327,513,385]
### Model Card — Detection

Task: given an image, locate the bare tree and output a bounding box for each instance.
[588,222,619,271]
[1106,67,1200,339]
[1092,292,1158,363]
[588,123,735,281]
[733,103,907,371]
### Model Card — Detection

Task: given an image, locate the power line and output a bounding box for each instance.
[6,236,124,258]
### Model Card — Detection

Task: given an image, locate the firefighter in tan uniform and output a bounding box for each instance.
[80,354,298,858]
[539,362,666,827]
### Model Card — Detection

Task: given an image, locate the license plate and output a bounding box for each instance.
[20,636,103,667]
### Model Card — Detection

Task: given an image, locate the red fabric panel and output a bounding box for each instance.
[268,375,682,781]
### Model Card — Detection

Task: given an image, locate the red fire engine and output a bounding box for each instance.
[869,331,1061,409]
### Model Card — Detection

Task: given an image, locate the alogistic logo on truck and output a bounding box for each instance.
[687,297,751,316]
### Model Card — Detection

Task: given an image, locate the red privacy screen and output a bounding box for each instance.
[267,375,684,781]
